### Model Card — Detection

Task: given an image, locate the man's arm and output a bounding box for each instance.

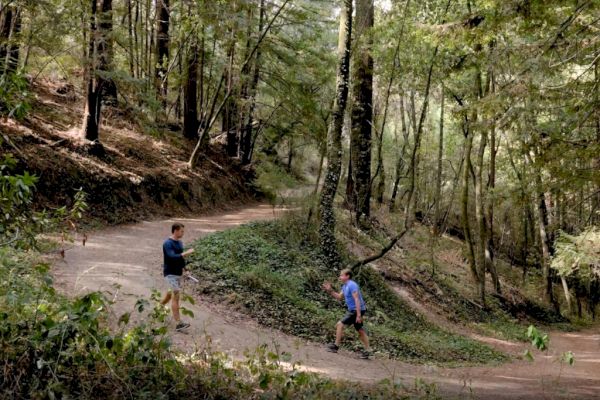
[352,291,362,322]
[322,282,343,300]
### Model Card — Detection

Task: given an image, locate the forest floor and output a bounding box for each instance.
[52,203,600,400]
[1,79,257,224]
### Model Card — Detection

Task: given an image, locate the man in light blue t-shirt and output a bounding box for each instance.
[322,268,372,359]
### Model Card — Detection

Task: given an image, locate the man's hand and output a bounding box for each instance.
[355,314,362,324]
[322,281,332,292]
[182,248,195,257]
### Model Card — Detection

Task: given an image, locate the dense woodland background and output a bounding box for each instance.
[1,0,600,397]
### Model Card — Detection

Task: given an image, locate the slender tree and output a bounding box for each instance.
[183,1,199,139]
[319,0,352,268]
[155,0,170,105]
[99,0,117,104]
[347,0,374,222]
[81,0,105,142]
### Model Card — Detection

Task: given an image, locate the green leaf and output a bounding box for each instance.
[118,312,130,326]
[180,307,194,318]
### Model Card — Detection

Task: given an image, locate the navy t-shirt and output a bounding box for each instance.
[163,238,186,276]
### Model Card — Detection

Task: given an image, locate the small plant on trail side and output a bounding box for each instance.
[523,325,575,367]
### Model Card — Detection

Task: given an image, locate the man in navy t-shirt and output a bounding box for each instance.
[322,268,372,359]
[160,222,194,331]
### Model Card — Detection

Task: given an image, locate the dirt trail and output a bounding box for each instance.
[53,204,600,399]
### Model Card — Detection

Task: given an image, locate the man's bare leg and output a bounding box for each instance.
[171,291,181,322]
[160,291,172,305]
[335,321,345,346]
[358,329,370,350]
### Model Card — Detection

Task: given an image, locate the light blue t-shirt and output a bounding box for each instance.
[342,280,366,311]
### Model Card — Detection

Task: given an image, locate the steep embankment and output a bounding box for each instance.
[0,79,257,224]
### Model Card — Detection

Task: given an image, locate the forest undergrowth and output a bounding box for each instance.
[188,203,575,365]
[0,248,444,400]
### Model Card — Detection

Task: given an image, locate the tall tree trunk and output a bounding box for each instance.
[528,151,560,308]
[348,0,374,222]
[319,0,352,268]
[389,96,409,211]
[81,0,104,142]
[0,6,13,73]
[461,116,478,284]
[126,0,134,77]
[486,102,501,294]
[223,32,238,157]
[241,0,265,165]
[134,0,140,79]
[99,0,117,104]
[183,2,199,140]
[374,128,385,204]
[155,0,169,105]
[433,84,445,235]
[5,6,20,74]
[474,126,488,306]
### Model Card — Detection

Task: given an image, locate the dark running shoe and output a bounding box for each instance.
[326,343,339,353]
[176,322,191,331]
[360,350,372,360]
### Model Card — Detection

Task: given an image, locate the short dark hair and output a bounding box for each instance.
[340,268,352,279]
[171,223,185,233]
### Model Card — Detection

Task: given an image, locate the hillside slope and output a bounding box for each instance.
[1,79,258,224]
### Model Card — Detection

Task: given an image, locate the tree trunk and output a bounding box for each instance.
[0,6,13,73]
[319,0,352,268]
[390,96,409,211]
[223,33,238,157]
[155,0,169,105]
[183,7,199,140]
[126,0,134,77]
[81,0,104,142]
[348,0,374,222]
[474,126,488,306]
[486,115,501,294]
[99,0,117,104]
[5,6,20,74]
[433,84,445,235]
[240,0,265,165]
[374,130,385,204]
[528,150,557,306]
[461,116,478,284]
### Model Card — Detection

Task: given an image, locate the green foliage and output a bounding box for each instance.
[188,215,507,365]
[0,248,444,399]
[0,72,31,119]
[0,146,87,248]
[523,325,575,367]
[527,325,549,352]
[254,158,304,202]
[551,229,600,282]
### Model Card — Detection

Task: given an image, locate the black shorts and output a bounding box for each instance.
[340,310,366,331]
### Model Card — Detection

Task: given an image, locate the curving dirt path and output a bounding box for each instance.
[53,204,600,399]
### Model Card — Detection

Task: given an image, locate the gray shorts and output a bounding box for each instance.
[165,275,182,292]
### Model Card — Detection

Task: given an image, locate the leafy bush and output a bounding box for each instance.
[188,215,508,365]
[0,145,87,248]
[0,72,31,119]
